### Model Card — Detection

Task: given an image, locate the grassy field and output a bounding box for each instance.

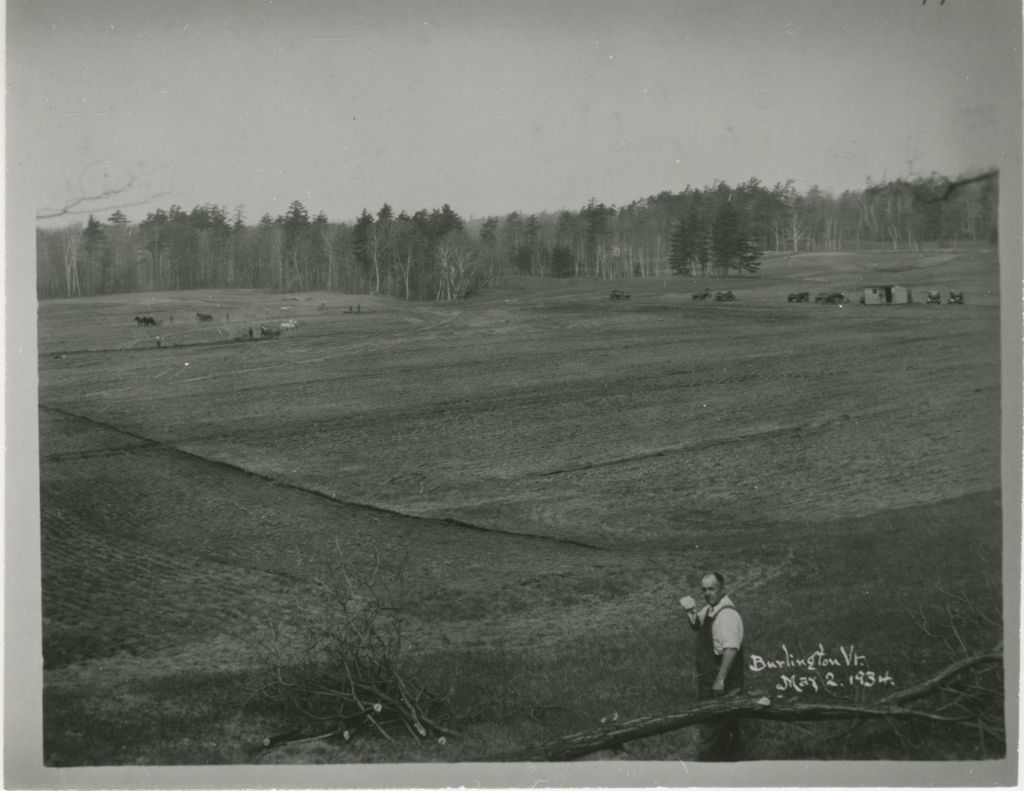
[38,248,1004,764]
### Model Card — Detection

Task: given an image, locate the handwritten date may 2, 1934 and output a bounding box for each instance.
[747,644,895,694]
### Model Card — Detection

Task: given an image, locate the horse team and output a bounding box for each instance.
[692,288,735,302]
[133,304,306,347]
[926,291,965,305]
[257,320,298,338]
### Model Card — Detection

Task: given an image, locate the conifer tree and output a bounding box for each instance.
[669,215,693,275]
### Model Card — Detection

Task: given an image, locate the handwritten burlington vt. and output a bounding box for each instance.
[747,645,896,694]
[748,644,867,671]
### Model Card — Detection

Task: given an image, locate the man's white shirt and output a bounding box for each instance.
[696,594,744,655]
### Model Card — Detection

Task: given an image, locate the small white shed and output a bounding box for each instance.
[862,285,911,305]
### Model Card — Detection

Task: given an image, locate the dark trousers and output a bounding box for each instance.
[696,686,744,761]
[693,609,745,761]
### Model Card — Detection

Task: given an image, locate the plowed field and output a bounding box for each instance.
[38,248,1005,764]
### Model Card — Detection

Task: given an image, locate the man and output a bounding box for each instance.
[681,571,745,761]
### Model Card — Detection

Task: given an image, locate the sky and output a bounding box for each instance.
[8,0,1022,226]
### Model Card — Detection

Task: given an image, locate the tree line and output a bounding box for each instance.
[36,171,997,300]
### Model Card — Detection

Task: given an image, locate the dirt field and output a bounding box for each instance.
[38,248,1004,764]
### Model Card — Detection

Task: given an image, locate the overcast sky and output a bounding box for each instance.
[8,0,1021,226]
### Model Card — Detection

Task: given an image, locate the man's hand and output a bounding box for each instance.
[713,647,739,696]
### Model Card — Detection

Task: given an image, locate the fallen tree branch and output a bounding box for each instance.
[483,699,966,762]
[483,651,1003,762]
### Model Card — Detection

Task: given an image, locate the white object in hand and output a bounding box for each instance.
[679,595,697,610]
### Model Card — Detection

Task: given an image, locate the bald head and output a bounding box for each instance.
[701,572,726,607]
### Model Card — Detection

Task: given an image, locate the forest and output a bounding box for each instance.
[35,171,998,301]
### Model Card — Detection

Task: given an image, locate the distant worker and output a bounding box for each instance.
[681,572,745,761]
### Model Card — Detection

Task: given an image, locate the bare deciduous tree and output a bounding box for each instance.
[435,234,480,301]
[58,223,84,297]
